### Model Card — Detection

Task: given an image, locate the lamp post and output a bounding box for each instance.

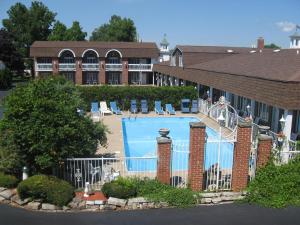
[279,115,286,132]
[246,105,251,118]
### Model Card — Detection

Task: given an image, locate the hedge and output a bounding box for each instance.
[77,86,197,111]
[0,68,12,89]
[0,173,19,188]
[17,175,74,206]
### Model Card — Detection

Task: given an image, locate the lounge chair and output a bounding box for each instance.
[141,100,148,113]
[154,101,164,115]
[130,100,138,114]
[110,101,122,115]
[91,102,100,121]
[99,101,112,116]
[181,99,190,113]
[191,100,199,113]
[165,104,176,115]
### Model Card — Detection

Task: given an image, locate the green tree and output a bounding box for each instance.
[0,76,107,174]
[264,43,281,49]
[0,29,24,75]
[48,21,87,41]
[2,1,56,71]
[90,15,137,42]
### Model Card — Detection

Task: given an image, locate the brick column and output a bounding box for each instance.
[232,121,252,192]
[256,134,272,169]
[122,58,128,85]
[99,59,105,84]
[156,135,172,185]
[52,58,59,75]
[188,122,206,191]
[75,58,82,84]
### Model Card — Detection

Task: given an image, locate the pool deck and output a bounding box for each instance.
[96,111,233,156]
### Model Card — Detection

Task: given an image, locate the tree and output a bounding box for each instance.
[264,43,281,49]
[48,21,87,41]
[0,76,107,174]
[0,29,24,75]
[90,15,137,42]
[2,2,56,71]
[0,68,13,89]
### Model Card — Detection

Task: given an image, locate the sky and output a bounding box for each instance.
[0,0,299,48]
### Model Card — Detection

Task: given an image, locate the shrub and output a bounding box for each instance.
[77,86,197,111]
[0,68,12,89]
[102,177,137,199]
[17,175,74,206]
[0,173,18,188]
[0,76,107,173]
[245,157,300,208]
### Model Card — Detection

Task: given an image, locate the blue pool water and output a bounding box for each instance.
[122,117,234,171]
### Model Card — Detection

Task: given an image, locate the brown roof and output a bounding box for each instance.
[30,41,159,58]
[188,49,300,82]
[176,45,255,54]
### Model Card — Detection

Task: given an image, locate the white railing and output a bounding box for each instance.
[171,142,189,188]
[82,63,99,71]
[199,99,210,115]
[36,63,52,71]
[55,156,157,190]
[204,137,235,191]
[128,64,153,71]
[105,64,122,71]
[59,63,76,71]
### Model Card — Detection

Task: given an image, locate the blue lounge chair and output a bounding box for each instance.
[165,104,176,115]
[181,99,190,113]
[91,102,100,120]
[130,100,137,114]
[110,101,122,115]
[141,100,148,113]
[154,101,164,115]
[191,100,199,113]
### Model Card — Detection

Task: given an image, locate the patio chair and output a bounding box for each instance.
[99,101,112,116]
[181,99,190,113]
[165,104,176,115]
[141,100,148,113]
[191,100,199,113]
[110,101,122,115]
[154,101,164,115]
[130,100,138,114]
[91,102,100,121]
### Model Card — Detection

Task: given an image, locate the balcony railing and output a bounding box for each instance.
[59,63,76,71]
[105,64,123,71]
[82,63,99,71]
[36,63,52,71]
[128,64,153,71]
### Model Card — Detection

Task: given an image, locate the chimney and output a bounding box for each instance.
[257,37,264,50]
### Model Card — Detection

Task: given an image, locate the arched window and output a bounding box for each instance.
[82,50,99,64]
[106,50,122,64]
[59,50,75,64]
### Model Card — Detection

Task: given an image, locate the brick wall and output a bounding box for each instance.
[122,58,128,85]
[156,137,172,185]
[75,58,82,84]
[231,122,252,191]
[52,58,59,74]
[256,134,272,168]
[99,59,105,84]
[188,122,206,191]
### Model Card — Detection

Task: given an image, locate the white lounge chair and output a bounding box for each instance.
[100,101,112,116]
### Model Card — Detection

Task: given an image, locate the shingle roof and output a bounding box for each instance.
[175,45,255,54]
[30,41,159,58]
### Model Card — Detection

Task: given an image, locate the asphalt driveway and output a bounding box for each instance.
[0,203,299,225]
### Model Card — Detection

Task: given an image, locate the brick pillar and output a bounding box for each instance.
[75,58,82,84]
[232,121,252,192]
[256,134,272,169]
[99,59,105,84]
[157,135,172,185]
[188,122,206,191]
[122,58,128,85]
[52,58,59,75]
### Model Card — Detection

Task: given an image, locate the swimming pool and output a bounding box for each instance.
[122,117,234,171]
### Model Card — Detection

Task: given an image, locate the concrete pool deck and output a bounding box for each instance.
[96,111,233,156]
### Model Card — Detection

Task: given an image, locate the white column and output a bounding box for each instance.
[209,87,213,99]
[283,110,293,140]
[160,74,163,86]
[152,72,155,86]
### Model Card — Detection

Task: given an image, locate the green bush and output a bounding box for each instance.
[77,86,197,111]
[245,157,300,208]
[17,175,74,206]
[0,173,18,188]
[0,68,12,89]
[102,177,137,199]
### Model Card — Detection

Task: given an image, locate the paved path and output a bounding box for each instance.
[0,203,299,225]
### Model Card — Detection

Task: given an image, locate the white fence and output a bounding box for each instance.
[171,142,189,188]
[55,156,157,190]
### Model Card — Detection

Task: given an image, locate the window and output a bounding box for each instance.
[83,72,98,85]
[170,56,176,66]
[82,51,98,64]
[37,58,52,64]
[179,55,183,67]
[59,51,75,64]
[256,102,269,121]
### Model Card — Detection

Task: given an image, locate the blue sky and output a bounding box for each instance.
[0,0,299,48]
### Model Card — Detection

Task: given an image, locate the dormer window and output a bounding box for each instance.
[179,55,183,67]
